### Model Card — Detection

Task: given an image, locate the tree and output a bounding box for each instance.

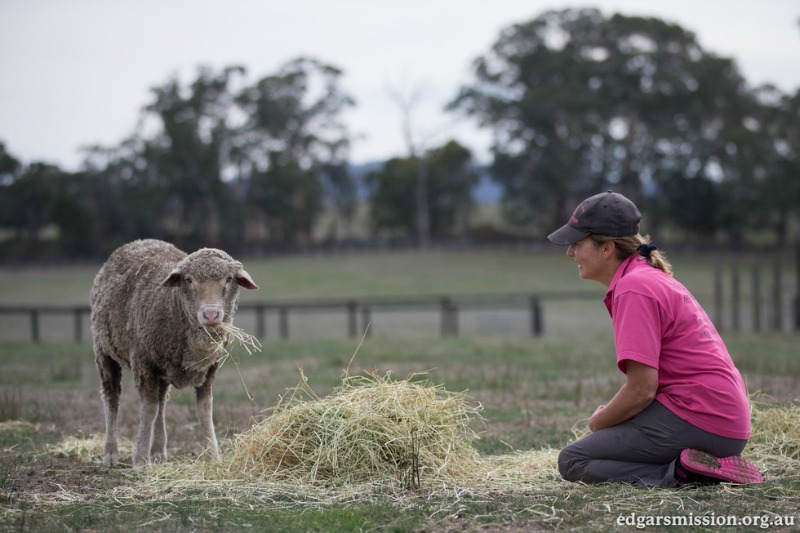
[448,9,753,240]
[235,57,356,247]
[366,157,417,238]
[0,143,22,237]
[1,162,61,251]
[49,171,96,256]
[386,82,433,248]
[748,87,800,245]
[0,142,21,185]
[367,140,477,240]
[143,66,245,248]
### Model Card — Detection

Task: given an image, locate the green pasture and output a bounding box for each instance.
[0,248,795,343]
[0,249,798,531]
[0,247,785,304]
[1,335,799,532]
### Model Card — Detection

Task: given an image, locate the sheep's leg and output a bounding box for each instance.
[96,352,122,467]
[150,380,170,462]
[195,367,219,460]
[134,379,160,468]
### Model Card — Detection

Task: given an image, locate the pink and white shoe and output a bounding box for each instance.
[677,449,763,485]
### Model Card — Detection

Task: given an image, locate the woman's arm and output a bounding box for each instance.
[588,360,658,432]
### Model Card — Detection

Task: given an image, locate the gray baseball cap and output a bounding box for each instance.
[547,191,641,245]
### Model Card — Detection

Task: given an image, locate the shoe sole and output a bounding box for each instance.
[680,449,763,484]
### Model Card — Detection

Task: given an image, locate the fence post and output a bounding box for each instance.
[731,262,740,332]
[279,306,289,339]
[31,309,40,343]
[347,300,358,339]
[73,308,83,343]
[530,296,543,336]
[795,295,800,332]
[714,259,724,332]
[795,244,800,331]
[440,298,458,337]
[255,305,266,339]
[772,258,783,331]
[752,261,761,333]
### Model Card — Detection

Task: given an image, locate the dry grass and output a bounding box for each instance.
[0,420,38,433]
[34,372,797,516]
[47,432,134,463]
[747,395,800,475]
[0,368,791,533]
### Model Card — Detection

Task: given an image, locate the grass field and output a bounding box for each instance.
[0,247,796,342]
[2,247,793,304]
[1,249,799,531]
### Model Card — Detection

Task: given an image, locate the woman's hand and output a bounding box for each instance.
[588,405,606,432]
[588,361,658,431]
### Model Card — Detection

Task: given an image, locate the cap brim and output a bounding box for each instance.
[547,224,590,246]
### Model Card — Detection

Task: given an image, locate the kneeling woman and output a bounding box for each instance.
[547,191,761,487]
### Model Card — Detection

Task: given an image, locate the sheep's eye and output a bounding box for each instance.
[226,277,233,284]
[185,278,193,285]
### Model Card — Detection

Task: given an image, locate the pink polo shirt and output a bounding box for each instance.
[604,255,751,440]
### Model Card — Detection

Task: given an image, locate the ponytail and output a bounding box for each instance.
[591,234,673,276]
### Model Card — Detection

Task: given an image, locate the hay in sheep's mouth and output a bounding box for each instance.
[202,322,262,359]
[180,323,262,373]
[200,322,262,399]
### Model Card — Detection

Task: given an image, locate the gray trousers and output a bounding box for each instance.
[558,400,747,487]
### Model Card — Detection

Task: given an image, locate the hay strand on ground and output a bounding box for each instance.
[48,433,134,463]
[747,397,800,473]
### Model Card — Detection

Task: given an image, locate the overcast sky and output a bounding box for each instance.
[1,0,798,170]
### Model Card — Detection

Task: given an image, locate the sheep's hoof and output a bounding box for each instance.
[150,450,168,462]
[102,452,118,467]
[132,456,150,468]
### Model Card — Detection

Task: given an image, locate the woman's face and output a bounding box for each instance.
[566,237,617,286]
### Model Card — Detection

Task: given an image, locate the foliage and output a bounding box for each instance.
[1,9,799,258]
[449,8,799,244]
[367,140,478,240]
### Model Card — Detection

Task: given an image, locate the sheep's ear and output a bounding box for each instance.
[161,269,183,287]
[235,268,258,290]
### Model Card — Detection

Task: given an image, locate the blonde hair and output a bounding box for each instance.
[591,234,673,276]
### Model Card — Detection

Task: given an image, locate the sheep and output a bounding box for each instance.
[90,239,258,467]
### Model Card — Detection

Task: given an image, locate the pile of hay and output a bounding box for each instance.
[222,371,485,487]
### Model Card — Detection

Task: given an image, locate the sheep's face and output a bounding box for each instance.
[161,249,258,327]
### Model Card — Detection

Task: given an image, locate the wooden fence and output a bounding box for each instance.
[2,250,798,342]
[0,292,600,343]
[712,255,800,333]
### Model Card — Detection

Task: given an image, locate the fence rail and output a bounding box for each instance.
[1,282,798,343]
[0,292,601,343]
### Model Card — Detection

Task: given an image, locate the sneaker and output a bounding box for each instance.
[678,449,763,485]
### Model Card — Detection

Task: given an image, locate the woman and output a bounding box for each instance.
[547,191,761,487]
